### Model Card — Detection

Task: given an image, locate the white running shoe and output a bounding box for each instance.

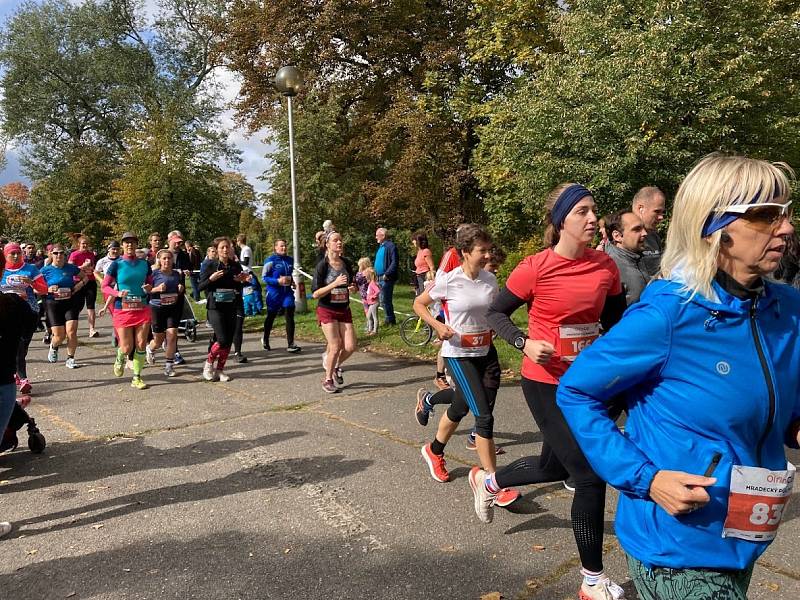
[164,363,176,377]
[579,577,625,600]
[0,521,12,538]
[47,346,58,363]
[65,357,77,369]
[468,467,495,524]
[202,361,215,381]
[217,371,231,383]
[146,345,155,365]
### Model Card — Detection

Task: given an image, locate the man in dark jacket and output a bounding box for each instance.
[605,210,650,305]
[374,227,399,325]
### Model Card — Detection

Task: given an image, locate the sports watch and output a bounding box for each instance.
[513,336,526,350]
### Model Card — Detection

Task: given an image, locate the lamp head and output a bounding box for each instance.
[275,65,302,97]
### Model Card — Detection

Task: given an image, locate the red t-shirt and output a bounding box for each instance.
[69,250,96,268]
[506,248,622,384]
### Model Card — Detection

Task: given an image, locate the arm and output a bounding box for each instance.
[413,288,455,340]
[262,261,280,286]
[31,273,48,296]
[101,273,121,298]
[487,287,528,345]
[385,242,398,278]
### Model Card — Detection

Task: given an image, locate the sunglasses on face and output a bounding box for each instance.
[52,251,65,255]
[719,201,793,229]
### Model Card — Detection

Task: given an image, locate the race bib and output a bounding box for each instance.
[242,286,253,296]
[55,287,73,300]
[213,288,236,303]
[330,287,349,304]
[559,323,600,362]
[722,462,795,542]
[121,296,144,310]
[159,293,178,306]
[459,330,491,349]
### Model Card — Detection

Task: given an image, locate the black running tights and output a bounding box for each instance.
[263,306,295,347]
[495,378,606,572]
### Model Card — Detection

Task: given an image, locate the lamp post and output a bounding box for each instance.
[274,65,307,312]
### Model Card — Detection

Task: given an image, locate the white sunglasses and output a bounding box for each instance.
[716,200,792,215]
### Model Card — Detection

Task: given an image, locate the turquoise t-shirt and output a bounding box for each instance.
[106,257,151,308]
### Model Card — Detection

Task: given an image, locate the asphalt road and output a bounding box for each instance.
[1,319,798,599]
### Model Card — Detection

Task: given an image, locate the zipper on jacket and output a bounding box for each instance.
[750,297,775,467]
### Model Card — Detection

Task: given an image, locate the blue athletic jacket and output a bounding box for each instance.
[262,253,295,309]
[557,277,800,570]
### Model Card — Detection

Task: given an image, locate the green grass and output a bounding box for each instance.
[185,283,529,376]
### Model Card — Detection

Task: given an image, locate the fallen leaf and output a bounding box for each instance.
[91,524,104,530]
[439,545,457,552]
[65,593,77,598]
[480,593,502,600]
[766,583,780,592]
[26,549,38,556]
[531,545,546,552]
[284,548,290,554]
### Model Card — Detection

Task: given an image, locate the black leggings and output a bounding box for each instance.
[440,348,500,439]
[17,309,37,379]
[207,307,237,348]
[233,302,245,354]
[263,306,296,347]
[495,378,606,573]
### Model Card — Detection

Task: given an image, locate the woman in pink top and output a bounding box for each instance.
[412,232,435,295]
[68,236,99,338]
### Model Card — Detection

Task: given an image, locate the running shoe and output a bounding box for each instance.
[468,466,495,523]
[164,363,176,377]
[234,352,248,364]
[579,578,625,600]
[126,359,134,371]
[217,371,231,383]
[421,443,450,482]
[434,375,450,391]
[173,352,185,366]
[494,487,521,507]
[0,522,12,538]
[261,334,270,350]
[322,379,338,394]
[465,433,506,455]
[563,478,576,492]
[415,388,433,426]
[47,346,58,363]
[89,329,99,338]
[202,361,215,381]
[286,345,301,353]
[146,346,155,366]
[42,332,51,345]
[18,378,32,395]
[65,357,77,369]
[333,367,344,388]
[130,377,148,390]
[113,356,125,377]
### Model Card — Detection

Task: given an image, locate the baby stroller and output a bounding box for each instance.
[1,399,46,454]
[179,298,199,342]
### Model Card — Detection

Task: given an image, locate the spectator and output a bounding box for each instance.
[236,234,253,267]
[604,210,650,305]
[184,240,203,301]
[632,186,667,277]
[412,232,435,295]
[374,227,399,325]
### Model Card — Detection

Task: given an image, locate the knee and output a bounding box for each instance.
[327,338,342,354]
[343,337,357,353]
[473,414,495,439]
[446,402,468,423]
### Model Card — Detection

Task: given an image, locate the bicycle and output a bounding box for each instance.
[400,305,437,347]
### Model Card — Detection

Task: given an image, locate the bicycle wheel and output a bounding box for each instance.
[400,315,433,346]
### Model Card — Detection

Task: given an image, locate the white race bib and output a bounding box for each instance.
[559,323,600,362]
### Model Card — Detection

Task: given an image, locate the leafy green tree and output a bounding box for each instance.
[476,0,800,244]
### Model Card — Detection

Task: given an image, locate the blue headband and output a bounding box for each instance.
[701,188,775,238]
[550,184,593,230]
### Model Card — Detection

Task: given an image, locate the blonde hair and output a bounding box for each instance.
[365,267,376,282]
[660,153,794,299]
[358,257,372,271]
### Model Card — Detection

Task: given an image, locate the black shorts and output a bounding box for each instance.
[78,280,98,309]
[150,302,183,333]
[45,297,82,327]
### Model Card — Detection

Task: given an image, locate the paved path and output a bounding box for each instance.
[1,320,799,599]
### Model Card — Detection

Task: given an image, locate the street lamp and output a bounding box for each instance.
[274,65,307,313]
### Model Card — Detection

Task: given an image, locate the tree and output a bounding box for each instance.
[475,0,800,244]
[0,182,29,236]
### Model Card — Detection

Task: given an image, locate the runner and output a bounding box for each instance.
[413,224,520,514]
[68,235,99,338]
[558,155,800,600]
[199,236,249,382]
[484,183,627,600]
[102,232,153,390]
[40,245,90,369]
[146,250,185,377]
[0,248,39,538]
[145,232,162,265]
[312,232,357,393]
[261,239,301,353]
[1,243,48,393]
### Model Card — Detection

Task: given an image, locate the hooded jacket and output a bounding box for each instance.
[262,253,295,309]
[557,276,800,570]
[605,243,650,305]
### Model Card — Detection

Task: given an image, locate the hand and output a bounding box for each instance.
[210,270,225,281]
[98,306,106,317]
[119,289,129,298]
[523,340,556,364]
[334,274,348,286]
[649,470,717,516]
[19,276,32,286]
[48,285,59,293]
[141,284,153,294]
[434,323,456,341]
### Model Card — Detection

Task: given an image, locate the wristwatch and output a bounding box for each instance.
[513,335,526,350]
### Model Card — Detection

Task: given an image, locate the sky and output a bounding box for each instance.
[0,0,274,197]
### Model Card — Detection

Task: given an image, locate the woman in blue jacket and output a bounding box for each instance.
[557,154,800,599]
[261,239,301,353]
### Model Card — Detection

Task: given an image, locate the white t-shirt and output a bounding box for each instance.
[428,266,498,358]
[240,244,253,266]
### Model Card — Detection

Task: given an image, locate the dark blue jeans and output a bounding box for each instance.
[190,273,201,302]
[380,279,396,324]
